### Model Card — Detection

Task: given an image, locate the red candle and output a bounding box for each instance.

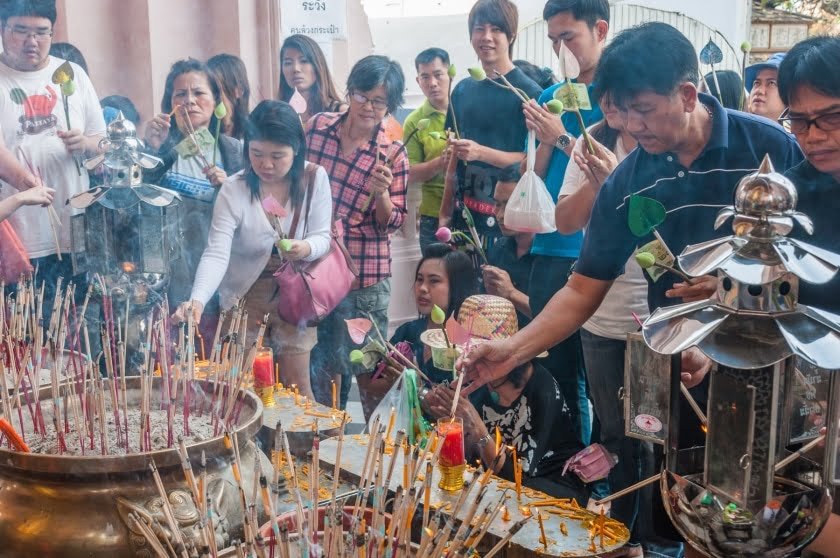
[437,419,465,467]
[253,348,274,388]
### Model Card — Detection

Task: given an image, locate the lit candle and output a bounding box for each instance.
[293,384,299,406]
[511,446,522,502]
[331,380,337,410]
[253,347,273,388]
[438,420,465,467]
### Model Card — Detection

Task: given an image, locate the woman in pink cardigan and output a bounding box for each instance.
[173,100,332,399]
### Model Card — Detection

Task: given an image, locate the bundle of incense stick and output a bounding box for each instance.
[0,276,261,456]
[249,423,517,558]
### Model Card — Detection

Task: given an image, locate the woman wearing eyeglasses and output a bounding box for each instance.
[305,54,408,412]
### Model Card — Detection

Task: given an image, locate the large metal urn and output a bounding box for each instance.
[631,155,840,557]
[0,378,266,558]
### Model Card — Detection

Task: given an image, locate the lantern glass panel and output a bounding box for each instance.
[624,332,670,445]
[705,371,755,507]
[785,358,831,445]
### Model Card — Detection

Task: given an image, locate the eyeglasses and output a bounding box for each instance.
[350,92,388,111]
[779,109,840,134]
[6,25,53,42]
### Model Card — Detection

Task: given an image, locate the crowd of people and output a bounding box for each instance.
[1,0,840,556]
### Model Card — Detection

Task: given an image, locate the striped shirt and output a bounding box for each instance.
[305,111,408,288]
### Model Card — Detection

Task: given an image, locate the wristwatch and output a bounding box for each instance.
[554,133,572,150]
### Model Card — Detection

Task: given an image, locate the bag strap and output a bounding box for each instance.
[289,164,318,239]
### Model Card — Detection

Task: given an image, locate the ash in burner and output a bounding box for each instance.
[22,404,219,455]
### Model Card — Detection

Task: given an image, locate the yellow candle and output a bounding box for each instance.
[537,511,547,546]
[331,380,337,410]
[274,363,280,386]
[511,446,522,502]
[385,406,396,443]
[293,384,299,406]
[501,505,510,522]
[403,440,410,487]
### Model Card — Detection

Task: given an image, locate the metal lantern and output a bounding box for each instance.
[68,111,180,304]
[631,155,840,557]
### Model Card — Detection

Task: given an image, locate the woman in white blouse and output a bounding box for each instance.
[174,100,332,399]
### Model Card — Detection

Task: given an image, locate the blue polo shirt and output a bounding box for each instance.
[530,82,604,258]
[576,93,803,312]
[784,161,840,314]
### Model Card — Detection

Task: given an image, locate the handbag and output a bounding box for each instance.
[273,165,359,326]
[0,220,32,284]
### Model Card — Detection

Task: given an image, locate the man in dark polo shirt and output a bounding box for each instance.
[460,22,802,417]
[483,165,536,328]
[777,36,840,315]
[756,33,840,558]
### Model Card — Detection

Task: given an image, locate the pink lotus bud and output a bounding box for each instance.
[435,227,452,242]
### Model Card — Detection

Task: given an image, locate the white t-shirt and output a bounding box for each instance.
[560,129,649,339]
[0,56,105,258]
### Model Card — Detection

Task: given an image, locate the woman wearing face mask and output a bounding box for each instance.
[143,58,244,310]
[356,242,477,418]
[173,100,332,400]
[279,34,346,124]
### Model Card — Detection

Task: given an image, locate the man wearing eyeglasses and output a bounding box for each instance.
[778,36,840,315]
[0,1,105,308]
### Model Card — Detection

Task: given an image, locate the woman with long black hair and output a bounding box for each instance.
[279,34,346,122]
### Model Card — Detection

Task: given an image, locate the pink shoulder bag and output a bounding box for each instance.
[273,165,358,326]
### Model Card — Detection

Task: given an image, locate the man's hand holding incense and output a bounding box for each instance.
[681,347,712,389]
[666,275,718,302]
[457,338,519,396]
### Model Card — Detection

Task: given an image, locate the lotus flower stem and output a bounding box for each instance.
[493,69,530,103]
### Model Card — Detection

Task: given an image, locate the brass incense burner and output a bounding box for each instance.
[0,377,265,558]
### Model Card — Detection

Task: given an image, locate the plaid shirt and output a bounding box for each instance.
[306,112,408,288]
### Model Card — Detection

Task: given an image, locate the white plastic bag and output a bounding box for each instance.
[504,130,557,234]
[367,371,411,434]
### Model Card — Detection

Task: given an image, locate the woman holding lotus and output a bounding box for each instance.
[173,100,332,400]
[306,55,408,412]
[357,242,477,419]
[279,34,346,124]
[142,58,244,312]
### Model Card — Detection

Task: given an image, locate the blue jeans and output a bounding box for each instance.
[581,329,657,544]
[528,255,591,446]
[419,215,439,255]
[311,279,391,409]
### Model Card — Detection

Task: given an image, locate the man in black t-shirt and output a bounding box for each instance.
[439,0,542,245]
